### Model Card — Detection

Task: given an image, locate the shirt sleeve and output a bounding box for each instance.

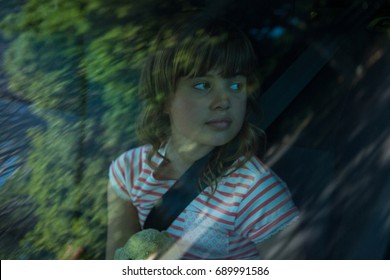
[235,169,299,244]
[108,150,133,202]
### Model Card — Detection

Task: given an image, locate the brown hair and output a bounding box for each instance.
[136,13,265,193]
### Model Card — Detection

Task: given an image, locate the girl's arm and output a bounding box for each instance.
[105,182,141,259]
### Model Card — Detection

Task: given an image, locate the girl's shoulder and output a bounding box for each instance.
[108,144,153,198]
[223,155,286,190]
[112,144,152,163]
[231,155,271,178]
[109,144,152,175]
[241,155,271,175]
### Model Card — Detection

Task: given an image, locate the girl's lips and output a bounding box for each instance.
[205,119,232,129]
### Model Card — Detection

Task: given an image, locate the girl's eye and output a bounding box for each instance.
[230,82,242,91]
[193,82,211,90]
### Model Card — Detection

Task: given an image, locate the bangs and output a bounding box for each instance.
[147,15,260,98]
[171,21,258,80]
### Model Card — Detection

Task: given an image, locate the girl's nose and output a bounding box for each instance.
[210,89,230,111]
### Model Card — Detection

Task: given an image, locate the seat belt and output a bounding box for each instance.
[143,151,213,231]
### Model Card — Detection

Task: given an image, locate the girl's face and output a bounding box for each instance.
[165,69,247,153]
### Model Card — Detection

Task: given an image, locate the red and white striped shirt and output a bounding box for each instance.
[109,144,299,259]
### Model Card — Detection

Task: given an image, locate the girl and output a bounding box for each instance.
[106,13,299,259]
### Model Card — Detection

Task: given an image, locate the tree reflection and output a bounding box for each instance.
[0,0,389,259]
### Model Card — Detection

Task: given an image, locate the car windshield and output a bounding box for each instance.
[1,0,389,260]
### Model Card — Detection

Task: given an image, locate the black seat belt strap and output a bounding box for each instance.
[143,151,212,231]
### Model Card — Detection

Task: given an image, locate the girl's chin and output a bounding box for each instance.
[202,136,237,148]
